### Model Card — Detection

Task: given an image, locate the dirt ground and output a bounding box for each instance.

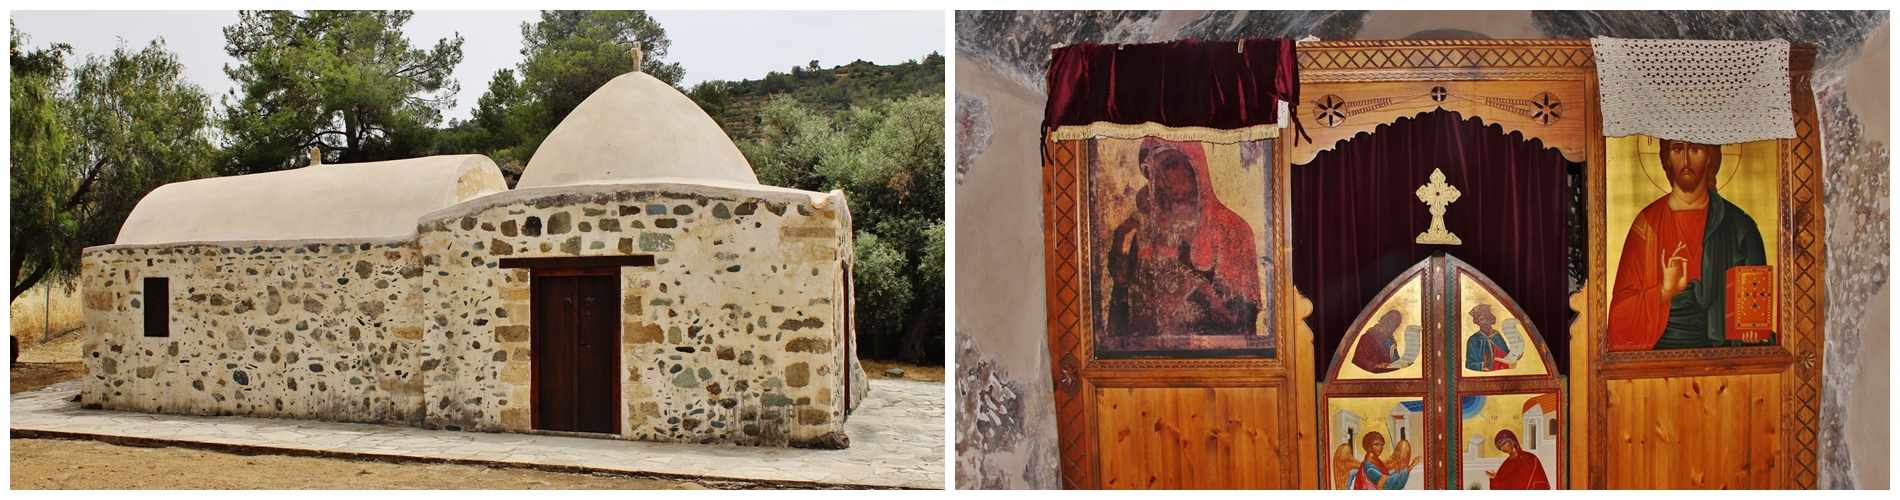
[10,362,84,393]
[10,438,720,490]
[859,360,944,382]
[10,322,86,393]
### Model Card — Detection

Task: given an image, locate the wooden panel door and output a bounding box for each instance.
[531,271,622,434]
[1322,255,1565,490]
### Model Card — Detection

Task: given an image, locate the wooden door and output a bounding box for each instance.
[530,270,621,434]
[1321,255,1565,490]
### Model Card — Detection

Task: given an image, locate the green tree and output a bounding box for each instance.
[442,68,535,181]
[9,35,217,300]
[10,25,75,300]
[738,94,945,363]
[686,79,732,123]
[851,231,914,356]
[741,95,836,191]
[219,10,464,172]
[697,53,943,142]
[476,10,682,163]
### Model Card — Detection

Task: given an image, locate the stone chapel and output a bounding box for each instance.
[79,62,867,449]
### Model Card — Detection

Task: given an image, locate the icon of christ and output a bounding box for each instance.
[1609,139,1768,350]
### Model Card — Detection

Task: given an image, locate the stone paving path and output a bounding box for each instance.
[10,379,944,489]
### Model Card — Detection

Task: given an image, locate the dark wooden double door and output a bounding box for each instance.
[531,271,621,434]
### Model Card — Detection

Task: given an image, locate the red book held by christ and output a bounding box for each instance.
[1725,265,1775,343]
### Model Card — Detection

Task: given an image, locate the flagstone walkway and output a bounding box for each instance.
[10,379,944,489]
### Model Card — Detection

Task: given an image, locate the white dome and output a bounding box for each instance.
[115,155,507,245]
[518,72,759,188]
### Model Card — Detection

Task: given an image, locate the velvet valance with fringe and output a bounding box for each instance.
[1042,38,1303,144]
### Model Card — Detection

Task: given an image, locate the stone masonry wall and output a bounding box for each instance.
[414,183,857,447]
[79,239,425,425]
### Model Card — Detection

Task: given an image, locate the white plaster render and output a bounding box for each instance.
[518,72,760,189]
[115,155,507,245]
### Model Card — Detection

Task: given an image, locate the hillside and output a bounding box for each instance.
[690,53,945,141]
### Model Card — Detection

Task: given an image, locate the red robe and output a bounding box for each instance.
[1144,138,1258,295]
[1490,451,1551,490]
[1351,325,1399,373]
[1608,198,1707,350]
[1119,138,1260,336]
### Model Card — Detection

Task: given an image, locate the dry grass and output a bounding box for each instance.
[10,283,85,348]
[10,287,89,393]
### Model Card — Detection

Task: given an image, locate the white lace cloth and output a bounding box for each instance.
[1592,37,1795,144]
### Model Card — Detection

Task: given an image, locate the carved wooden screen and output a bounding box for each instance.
[1585,45,1826,489]
[1320,255,1565,490]
[1042,134,1302,489]
[1278,39,1827,489]
[1283,40,1596,489]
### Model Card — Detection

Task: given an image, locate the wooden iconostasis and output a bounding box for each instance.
[1040,39,1827,489]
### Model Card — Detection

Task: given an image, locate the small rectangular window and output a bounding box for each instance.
[143,277,170,338]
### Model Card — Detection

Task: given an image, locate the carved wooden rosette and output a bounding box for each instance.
[1292,40,1595,166]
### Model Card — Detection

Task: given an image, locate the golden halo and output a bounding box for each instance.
[1636,136,1742,195]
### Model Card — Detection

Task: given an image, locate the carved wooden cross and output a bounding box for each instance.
[1414,168,1463,245]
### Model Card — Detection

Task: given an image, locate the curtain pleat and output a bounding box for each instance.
[1292,109,1578,373]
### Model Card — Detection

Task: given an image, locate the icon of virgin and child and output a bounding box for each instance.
[1099,137,1263,352]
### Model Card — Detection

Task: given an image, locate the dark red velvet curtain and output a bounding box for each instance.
[1043,38,1298,134]
[1292,109,1577,373]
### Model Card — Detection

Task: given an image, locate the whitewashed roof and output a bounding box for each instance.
[518,71,760,189]
[115,155,507,244]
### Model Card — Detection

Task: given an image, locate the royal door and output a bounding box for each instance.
[1321,255,1565,490]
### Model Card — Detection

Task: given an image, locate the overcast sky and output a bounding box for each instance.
[10,10,945,122]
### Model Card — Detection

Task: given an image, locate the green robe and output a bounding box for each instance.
[1655,190,1768,349]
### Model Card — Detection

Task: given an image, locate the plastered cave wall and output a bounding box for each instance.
[414,183,860,447]
[954,10,1888,489]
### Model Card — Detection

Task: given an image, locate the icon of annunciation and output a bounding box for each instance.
[1088,137,1273,357]
[1328,396,1427,490]
[1458,393,1559,490]
[1605,136,1779,351]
